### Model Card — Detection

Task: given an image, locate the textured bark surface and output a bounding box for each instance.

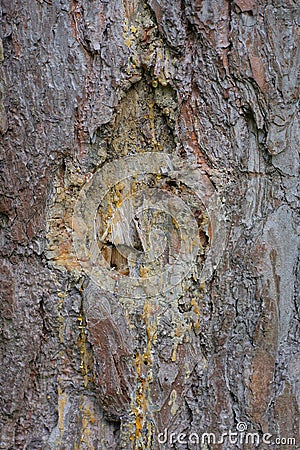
[0,1,299,449]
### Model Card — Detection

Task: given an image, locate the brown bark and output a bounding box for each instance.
[0,1,299,449]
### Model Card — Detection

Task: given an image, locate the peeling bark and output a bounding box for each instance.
[0,1,299,449]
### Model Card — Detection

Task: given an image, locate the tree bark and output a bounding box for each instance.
[0,0,299,449]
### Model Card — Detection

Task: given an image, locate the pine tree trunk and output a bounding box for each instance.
[0,1,299,449]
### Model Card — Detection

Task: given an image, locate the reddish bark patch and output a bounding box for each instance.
[87,317,134,419]
[249,349,275,423]
[249,54,266,92]
[235,0,257,14]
